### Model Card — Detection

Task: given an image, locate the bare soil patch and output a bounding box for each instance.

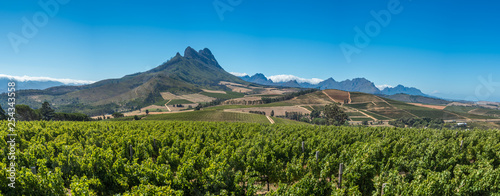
[202,89,226,94]
[323,89,350,103]
[160,92,216,103]
[179,93,215,103]
[160,92,179,100]
[409,103,446,110]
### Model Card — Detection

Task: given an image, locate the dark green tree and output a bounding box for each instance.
[15,105,41,121]
[324,103,348,126]
[0,105,6,120]
[310,110,321,119]
[40,101,55,121]
[145,110,149,115]
[270,110,275,117]
[112,112,124,118]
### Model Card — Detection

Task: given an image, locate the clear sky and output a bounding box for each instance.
[1,0,500,101]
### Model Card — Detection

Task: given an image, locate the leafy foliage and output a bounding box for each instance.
[1,121,500,195]
[324,103,349,126]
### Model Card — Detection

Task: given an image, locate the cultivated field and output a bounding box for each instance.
[409,103,447,110]
[224,105,311,117]
[322,89,351,103]
[160,92,216,103]
[202,89,226,94]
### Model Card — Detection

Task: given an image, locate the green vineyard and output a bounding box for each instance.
[1,121,500,195]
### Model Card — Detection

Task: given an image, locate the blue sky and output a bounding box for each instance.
[1,0,500,101]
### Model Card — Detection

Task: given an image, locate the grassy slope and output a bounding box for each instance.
[270,117,310,125]
[382,98,464,119]
[154,99,193,106]
[445,106,500,118]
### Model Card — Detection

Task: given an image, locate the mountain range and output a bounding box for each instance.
[0,47,442,116]
[239,73,428,96]
[0,76,93,94]
[0,47,247,115]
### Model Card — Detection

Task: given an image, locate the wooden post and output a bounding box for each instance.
[455,131,458,137]
[130,145,133,158]
[267,178,270,192]
[302,141,305,153]
[31,166,36,175]
[381,183,387,195]
[338,163,344,188]
[460,140,463,150]
[316,151,319,160]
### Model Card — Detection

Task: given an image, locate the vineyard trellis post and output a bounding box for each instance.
[130,144,133,158]
[460,140,463,150]
[316,151,319,160]
[302,141,304,153]
[338,163,344,188]
[31,166,36,175]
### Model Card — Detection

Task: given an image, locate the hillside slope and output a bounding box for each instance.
[1,47,248,114]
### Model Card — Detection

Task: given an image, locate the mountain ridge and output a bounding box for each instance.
[1,47,247,115]
[239,73,427,97]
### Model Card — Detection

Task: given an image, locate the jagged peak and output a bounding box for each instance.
[199,48,214,58]
[323,77,336,82]
[184,46,199,58]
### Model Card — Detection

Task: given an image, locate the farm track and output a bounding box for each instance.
[164,100,172,112]
[351,109,377,121]
[266,116,275,124]
[322,90,375,121]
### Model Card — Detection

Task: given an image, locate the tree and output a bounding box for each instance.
[0,105,6,120]
[310,110,321,119]
[270,110,275,117]
[40,101,55,121]
[324,103,348,126]
[15,105,41,121]
[145,110,149,115]
[112,112,124,118]
[195,104,202,111]
[134,115,140,120]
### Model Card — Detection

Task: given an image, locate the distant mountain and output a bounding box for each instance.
[239,74,381,94]
[1,47,247,115]
[239,73,428,96]
[381,85,426,96]
[240,73,274,85]
[0,76,92,93]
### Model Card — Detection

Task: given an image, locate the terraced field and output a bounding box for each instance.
[322,89,350,103]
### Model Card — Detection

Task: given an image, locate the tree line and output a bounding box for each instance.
[0,101,91,121]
